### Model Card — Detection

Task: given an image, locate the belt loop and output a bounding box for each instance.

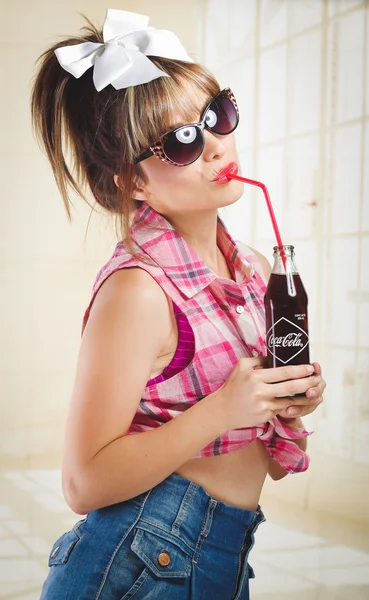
[172,482,198,536]
[193,498,217,564]
[200,498,217,537]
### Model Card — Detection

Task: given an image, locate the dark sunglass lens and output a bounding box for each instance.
[164,126,204,165]
[207,96,238,134]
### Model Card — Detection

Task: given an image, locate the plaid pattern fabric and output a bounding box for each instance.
[83,202,311,473]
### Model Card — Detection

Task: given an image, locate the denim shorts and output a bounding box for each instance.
[40,473,265,600]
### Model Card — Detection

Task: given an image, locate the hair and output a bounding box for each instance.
[30,16,220,250]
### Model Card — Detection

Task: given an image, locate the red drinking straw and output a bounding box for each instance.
[227,173,287,268]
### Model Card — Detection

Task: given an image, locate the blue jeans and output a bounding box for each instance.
[40,473,265,599]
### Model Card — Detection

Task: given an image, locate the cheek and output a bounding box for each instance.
[226,133,238,152]
[139,167,188,204]
[141,160,176,187]
[156,168,190,189]
[147,161,200,187]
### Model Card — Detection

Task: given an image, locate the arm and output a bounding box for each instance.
[62,268,227,514]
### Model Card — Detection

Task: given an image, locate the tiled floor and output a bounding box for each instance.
[0,470,368,599]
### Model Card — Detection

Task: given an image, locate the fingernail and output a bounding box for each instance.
[288,408,299,416]
[307,365,314,374]
[308,389,317,398]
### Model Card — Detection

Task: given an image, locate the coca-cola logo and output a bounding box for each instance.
[268,332,304,348]
[266,317,309,364]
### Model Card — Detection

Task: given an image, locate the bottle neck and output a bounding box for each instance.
[271,246,298,275]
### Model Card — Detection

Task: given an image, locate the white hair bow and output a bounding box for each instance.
[55,9,193,91]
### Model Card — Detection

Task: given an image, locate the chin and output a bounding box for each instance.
[217,184,244,209]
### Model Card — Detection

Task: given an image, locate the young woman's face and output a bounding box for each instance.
[136,84,244,219]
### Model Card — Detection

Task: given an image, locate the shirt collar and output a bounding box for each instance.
[130,202,254,299]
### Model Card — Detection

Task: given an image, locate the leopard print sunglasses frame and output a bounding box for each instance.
[135,88,239,167]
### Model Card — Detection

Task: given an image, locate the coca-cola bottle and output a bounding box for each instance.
[264,245,310,367]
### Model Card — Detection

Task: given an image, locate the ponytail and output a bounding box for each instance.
[31,15,220,246]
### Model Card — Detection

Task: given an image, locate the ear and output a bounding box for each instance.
[114,174,150,202]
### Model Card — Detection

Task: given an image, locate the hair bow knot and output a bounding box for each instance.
[55,9,193,91]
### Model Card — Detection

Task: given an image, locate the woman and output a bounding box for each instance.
[31,9,326,600]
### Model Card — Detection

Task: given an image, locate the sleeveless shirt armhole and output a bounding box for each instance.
[146,303,195,386]
[81,263,196,385]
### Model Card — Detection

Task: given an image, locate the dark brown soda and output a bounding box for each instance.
[264,273,309,368]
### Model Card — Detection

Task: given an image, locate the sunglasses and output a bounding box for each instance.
[135,88,239,167]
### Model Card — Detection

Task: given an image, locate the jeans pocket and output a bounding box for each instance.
[113,527,191,600]
[131,528,191,579]
[48,518,86,567]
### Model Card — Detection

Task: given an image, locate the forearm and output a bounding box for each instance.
[63,391,225,514]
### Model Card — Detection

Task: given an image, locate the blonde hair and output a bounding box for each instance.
[30,16,220,249]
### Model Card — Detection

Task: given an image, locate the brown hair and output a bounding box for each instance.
[30,16,220,249]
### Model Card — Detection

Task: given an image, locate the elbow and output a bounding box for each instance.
[62,470,91,516]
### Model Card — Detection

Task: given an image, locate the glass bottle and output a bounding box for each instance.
[264,245,310,367]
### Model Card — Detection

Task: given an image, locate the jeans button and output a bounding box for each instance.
[158,551,171,567]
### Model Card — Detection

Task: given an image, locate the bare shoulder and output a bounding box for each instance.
[248,247,272,281]
[85,265,174,370]
[91,267,170,316]
[236,242,271,283]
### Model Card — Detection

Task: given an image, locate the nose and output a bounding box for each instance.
[202,130,227,163]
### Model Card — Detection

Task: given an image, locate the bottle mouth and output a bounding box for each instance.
[273,245,294,250]
[273,245,294,255]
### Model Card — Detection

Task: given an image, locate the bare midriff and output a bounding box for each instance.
[175,439,269,512]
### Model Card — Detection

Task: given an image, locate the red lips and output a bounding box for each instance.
[213,162,238,184]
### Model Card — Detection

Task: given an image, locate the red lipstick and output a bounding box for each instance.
[213,162,238,184]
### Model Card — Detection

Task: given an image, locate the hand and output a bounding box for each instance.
[277,362,326,422]
[215,357,322,431]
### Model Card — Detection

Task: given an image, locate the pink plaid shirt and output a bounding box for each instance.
[83,202,310,473]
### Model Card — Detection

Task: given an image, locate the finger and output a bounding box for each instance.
[279,407,311,419]
[287,395,324,417]
[278,407,305,419]
[312,362,322,375]
[272,396,315,411]
[270,374,320,398]
[243,357,265,370]
[279,393,325,419]
[269,394,314,414]
[305,379,326,399]
[285,407,304,418]
[297,399,323,417]
[259,364,314,384]
[285,404,314,417]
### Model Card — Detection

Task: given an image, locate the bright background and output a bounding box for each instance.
[0,1,368,599]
